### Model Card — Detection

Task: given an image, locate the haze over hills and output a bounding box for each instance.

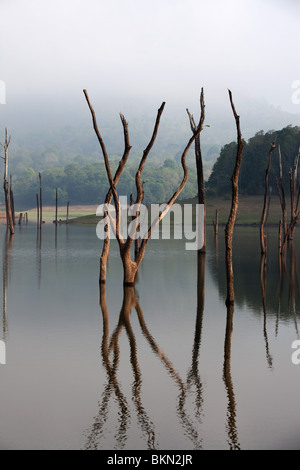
[2,93,300,180]
[1,0,299,183]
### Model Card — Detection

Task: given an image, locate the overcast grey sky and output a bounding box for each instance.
[1,0,300,128]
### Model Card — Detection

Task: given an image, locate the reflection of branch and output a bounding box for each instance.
[282,244,299,336]
[86,282,204,450]
[2,232,14,342]
[223,303,240,450]
[186,252,205,421]
[276,250,284,337]
[84,285,129,451]
[289,243,298,335]
[36,229,42,290]
[259,255,273,369]
[120,288,157,449]
[135,295,201,449]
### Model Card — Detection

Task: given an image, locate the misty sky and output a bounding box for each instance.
[0,0,300,132]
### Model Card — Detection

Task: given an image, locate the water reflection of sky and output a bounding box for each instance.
[0,224,299,449]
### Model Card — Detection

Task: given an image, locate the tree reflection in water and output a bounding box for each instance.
[2,231,14,342]
[260,254,273,370]
[185,253,205,424]
[84,247,244,450]
[223,302,240,451]
[84,279,204,450]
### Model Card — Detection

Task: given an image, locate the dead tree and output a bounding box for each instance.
[39,172,43,230]
[66,201,70,224]
[288,150,300,240]
[9,175,15,226]
[281,151,300,253]
[278,219,282,252]
[260,143,276,254]
[0,129,14,235]
[213,209,219,236]
[84,90,203,285]
[225,90,245,306]
[186,88,206,252]
[36,193,40,228]
[276,145,287,240]
[55,187,58,226]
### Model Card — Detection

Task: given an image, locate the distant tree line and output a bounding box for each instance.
[206,125,300,196]
[7,125,300,209]
[11,159,198,208]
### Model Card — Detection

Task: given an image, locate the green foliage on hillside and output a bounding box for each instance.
[206,125,300,196]
[7,124,300,209]
[12,159,198,209]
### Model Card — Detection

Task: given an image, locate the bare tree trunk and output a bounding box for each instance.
[3,181,14,234]
[260,143,276,254]
[9,175,15,226]
[39,172,43,230]
[276,145,287,243]
[281,152,300,252]
[278,219,282,252]
[1,129,14,235]
[66,201,70,224]
[288,151,299,240]
[213,209,219,236]
[120,245,138,286]
[36,193,40,228]
[225,90,245,306]
[55,187,58,226]
[186,88,206,252]
[130,193,140,262]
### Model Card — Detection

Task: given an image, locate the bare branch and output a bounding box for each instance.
[186,88,205,136]
[135,102,166,206]
[105,114,132,205]
[260,142,276,254]
[136,113,204,266]
[83,89,122,243]
[186,87,206,251]
[124,102,166,253]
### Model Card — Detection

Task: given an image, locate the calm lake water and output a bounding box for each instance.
[0,222,299,450]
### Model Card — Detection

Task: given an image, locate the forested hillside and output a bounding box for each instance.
[207,125,300,196]
[5,124,300,209]
[12,159,198,208]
